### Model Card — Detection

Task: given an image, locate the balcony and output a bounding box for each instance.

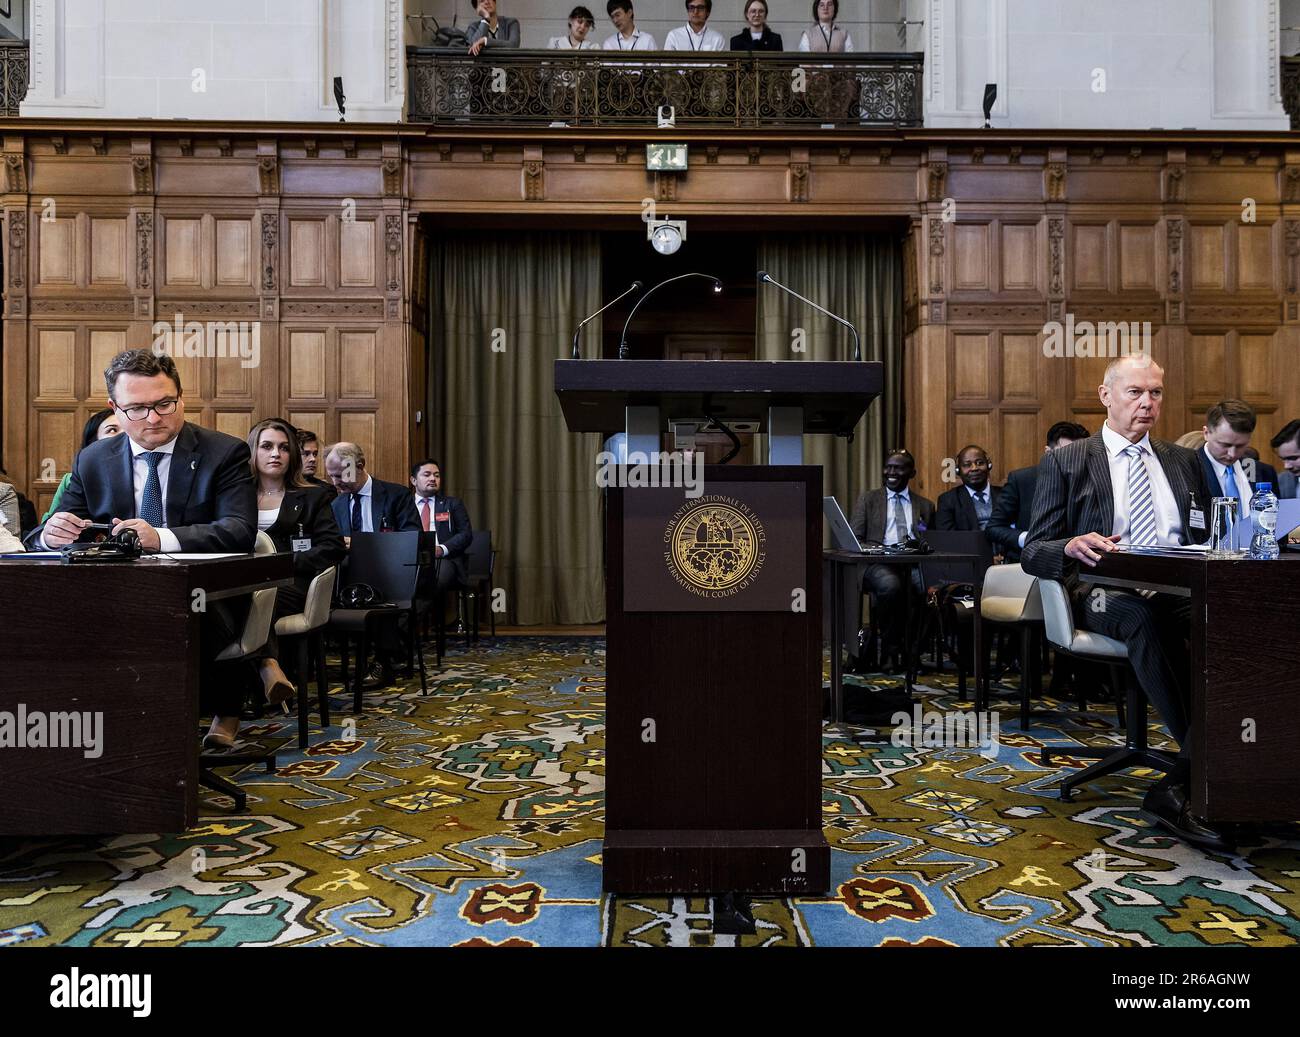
[407,48,922,128]
[1285,56,1300,130]
[0,41,28,117]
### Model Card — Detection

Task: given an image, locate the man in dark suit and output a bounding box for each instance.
[1021,354,1224,850]
[846,449,935,670]
[296,428,337,501]
[1198,399,1279,522]
[324,442,421,537]
[411,459,473,594]
[987,421,1090,562]
[935,444,1001,532]
[29,348,258,747]
[1270,419,1299,499]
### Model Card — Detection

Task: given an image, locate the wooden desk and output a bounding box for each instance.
[1085,551,1300,822]
[0,553,293,835]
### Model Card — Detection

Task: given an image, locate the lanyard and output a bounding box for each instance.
[819,23,834,50]
[687,26,704,51]
[619,32,640,50]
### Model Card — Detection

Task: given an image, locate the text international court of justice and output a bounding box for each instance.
[0,0,1299,1012]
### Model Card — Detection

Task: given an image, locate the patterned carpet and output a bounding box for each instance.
[2,635,1299,948]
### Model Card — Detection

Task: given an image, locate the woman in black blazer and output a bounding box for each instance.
[730,0,782,50]
[245,418,346,709]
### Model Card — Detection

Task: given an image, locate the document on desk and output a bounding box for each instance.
[1112,543,1210,554]
[151,552,248,561]
[1,551,61,558]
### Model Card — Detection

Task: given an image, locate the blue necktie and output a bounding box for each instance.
[1222,465,1245,516]
[1125,445,1157,545]
[973,490,991,530]
[351,493,363,534]
[139,452,165,528]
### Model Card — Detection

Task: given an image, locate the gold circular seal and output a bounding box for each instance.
[664,496,766,597]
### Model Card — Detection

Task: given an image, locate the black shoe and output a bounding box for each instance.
[365,661,398,688]
[1143,782,1234,853]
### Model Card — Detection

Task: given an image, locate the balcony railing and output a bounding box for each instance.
[407,48,922,127]
[0,41,28,117]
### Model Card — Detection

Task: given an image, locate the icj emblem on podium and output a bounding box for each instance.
[663,496,766,598]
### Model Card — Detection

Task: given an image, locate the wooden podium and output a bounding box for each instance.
[555,359,882,894]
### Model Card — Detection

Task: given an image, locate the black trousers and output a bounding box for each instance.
[862,563,924,654]
[1079,588,1192,762]
[199,599,258,718]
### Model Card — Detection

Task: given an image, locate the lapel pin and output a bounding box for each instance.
[191,459,197,470]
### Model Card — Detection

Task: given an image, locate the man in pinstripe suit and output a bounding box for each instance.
[1022,354,1227,850]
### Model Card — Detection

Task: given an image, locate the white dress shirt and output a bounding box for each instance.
[883,489,914,546]
[128,437,183,553]
[548,35,597,49]
[414,493,440,550]
[603,30,657,50]
[663,25,726,50]
[350,475,375,533]
[1101,422,1184,547]
[1201,444,1254,520]
[798,26,855,51]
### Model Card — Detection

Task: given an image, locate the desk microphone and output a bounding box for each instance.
[757,270,861,362]
[571,281,642,359]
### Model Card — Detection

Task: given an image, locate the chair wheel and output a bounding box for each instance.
[1059,787,1073,802]
[1039,750,1051,766]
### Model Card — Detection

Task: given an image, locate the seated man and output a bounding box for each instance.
[663,0,726,50]
[935,444,1001,532]
[296,428,337,501]
[1021,353,1224,850]
[325,442,421,537]
[987,421,1089,562]
[27,348,257,747]
[411,459,474,596]
[1198,399,1279,521]
[602,0,656,49]
[847,449,934,670]
[1269,418,1299,499]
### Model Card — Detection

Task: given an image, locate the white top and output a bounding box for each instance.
[603,30,657,50]
[798,26,855,52]
[414,494,441,548]
[548,35,597,49]
[663,25,726,51]
[257,507,280,532]
[1201,443,1254,519]
[1101,422,1184,547]
[883,489,914,546]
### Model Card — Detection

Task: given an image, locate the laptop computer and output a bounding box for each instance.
[823,496,863,552]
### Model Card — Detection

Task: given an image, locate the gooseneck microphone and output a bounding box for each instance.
[571,281,642,359]
[620,273,723,359]
[757,270,861,362]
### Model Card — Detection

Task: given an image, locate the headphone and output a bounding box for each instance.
[61,527,143,563]
[339,583,381,608]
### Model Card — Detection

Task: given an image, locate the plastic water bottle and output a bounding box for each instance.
[1248,482,1280,560]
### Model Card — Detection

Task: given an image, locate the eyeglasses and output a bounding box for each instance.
[686,4,709,10]
[118,398,178,421]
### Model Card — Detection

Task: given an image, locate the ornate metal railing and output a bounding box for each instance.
[1284,56,1300,130]
[407,48,922,126]
[0,41,28,117]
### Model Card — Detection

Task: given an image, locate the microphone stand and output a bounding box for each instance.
[620,273,722,359]
[757,270,861,362]
[571,281,642,359]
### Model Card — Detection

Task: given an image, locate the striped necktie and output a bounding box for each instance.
[1124,444,1158,546]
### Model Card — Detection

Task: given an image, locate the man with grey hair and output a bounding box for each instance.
[324,442,421,538]
[1022,353,1224,850]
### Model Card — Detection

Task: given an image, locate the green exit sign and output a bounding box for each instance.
[646,144,688,171]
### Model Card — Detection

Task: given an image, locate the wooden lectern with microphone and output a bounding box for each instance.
[555,356,882,896]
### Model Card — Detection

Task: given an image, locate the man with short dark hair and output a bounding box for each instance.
[603,0,656,49]
[987,422,1090,561]
[1269,418,1299,499]
[934,445,1001,532]
[27,348,258,748]
[1198,399,1279,521]
[663,0,726,49]
[411,458,473,594]
[847,449,936,670]
[295,428,336,500]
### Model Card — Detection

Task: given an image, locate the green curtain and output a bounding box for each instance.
[755,233,904,515]
[431,231,605,625]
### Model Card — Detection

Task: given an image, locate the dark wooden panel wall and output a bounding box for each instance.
[4,125,1298,514]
